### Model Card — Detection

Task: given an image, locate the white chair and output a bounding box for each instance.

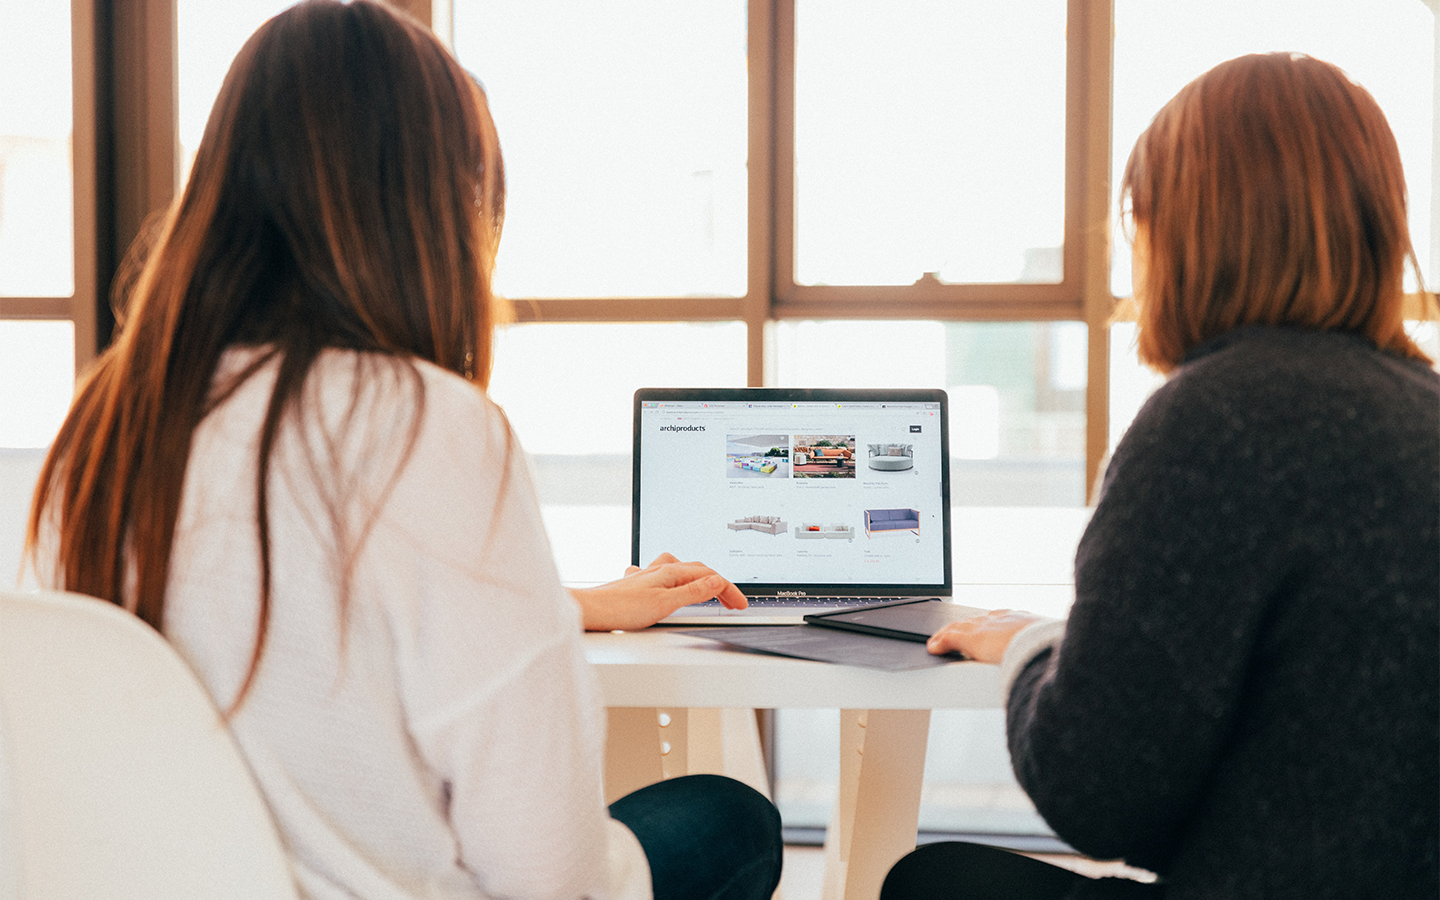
[0,590,298,900]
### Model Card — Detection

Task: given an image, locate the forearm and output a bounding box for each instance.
[568,586,629,632]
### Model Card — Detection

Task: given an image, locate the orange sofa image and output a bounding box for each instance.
[795,447,852,465]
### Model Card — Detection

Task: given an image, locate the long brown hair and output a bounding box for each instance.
[1121,52,1431,372]
[27,0,506,703]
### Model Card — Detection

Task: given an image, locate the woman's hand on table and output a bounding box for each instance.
[926,609,1044,664]
[570,553,748,632]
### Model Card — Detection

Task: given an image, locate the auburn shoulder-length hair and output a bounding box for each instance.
[28,0,505,702]
[1121,52,1431,372]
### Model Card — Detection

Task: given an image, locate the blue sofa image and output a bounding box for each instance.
[864,508,920,537]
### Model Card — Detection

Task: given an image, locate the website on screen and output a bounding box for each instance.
[637,399,947,586]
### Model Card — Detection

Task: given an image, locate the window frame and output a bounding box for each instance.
[503,0,1118,495]
[0,0,100,372]
[5,0,1437,495]
[490,0,1114,331]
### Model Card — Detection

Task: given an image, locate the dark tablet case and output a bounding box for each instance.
[804,598,988,642]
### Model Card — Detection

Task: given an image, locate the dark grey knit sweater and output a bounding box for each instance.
[1008,326,1439,899]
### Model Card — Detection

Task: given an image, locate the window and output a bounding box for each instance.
[0,2,79,452]
[1111,0,1435,295]
[453,0,749,300]
[0,321,74,450]
[793,1,1068,287]
[774,320,1087,506]
[0,2,74,298]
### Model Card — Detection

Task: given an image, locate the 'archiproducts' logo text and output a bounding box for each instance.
[659,425,706,432]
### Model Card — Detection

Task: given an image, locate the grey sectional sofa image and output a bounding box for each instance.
[864,508,920,537]
[728,515,787,535]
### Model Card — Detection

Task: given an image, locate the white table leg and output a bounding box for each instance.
[713,708,773,799]
[822,708,932,900]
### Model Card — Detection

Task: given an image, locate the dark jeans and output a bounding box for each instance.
[609,774,783,900]
[881,842,1160,900]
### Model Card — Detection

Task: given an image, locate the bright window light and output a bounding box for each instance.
[0,320,74,449]
[1112,0,1435,293]
[0,1,74,296]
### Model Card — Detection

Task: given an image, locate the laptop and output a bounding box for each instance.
[633,388,955,625]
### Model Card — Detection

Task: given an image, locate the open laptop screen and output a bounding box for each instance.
[633,388,951,598]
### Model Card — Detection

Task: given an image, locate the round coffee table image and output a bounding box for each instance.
[867,443,914,471]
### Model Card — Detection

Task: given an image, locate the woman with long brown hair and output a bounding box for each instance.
[27,2,778,899]
[886,53,1439,899]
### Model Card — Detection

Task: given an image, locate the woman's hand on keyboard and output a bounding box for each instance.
[570,553,748,631]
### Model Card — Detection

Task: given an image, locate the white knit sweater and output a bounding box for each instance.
[133,349,648,900]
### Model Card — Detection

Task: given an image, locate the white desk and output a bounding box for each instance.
[584,598,1056,900]
[585,627,1005,710]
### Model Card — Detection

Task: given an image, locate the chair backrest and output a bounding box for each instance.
[0,590,298,900]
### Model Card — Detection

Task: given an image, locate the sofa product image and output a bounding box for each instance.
[793,524,855,541]
[864,508,920,537]
[796,447,851,466]
[732,456,779,474]
[728,515,787,535]
[866,443,914,471]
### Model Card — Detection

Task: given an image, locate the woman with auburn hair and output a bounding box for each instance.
[26,2,779,899]
[885,53,1439,900]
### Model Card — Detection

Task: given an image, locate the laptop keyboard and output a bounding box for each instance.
[691,596,905,608]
